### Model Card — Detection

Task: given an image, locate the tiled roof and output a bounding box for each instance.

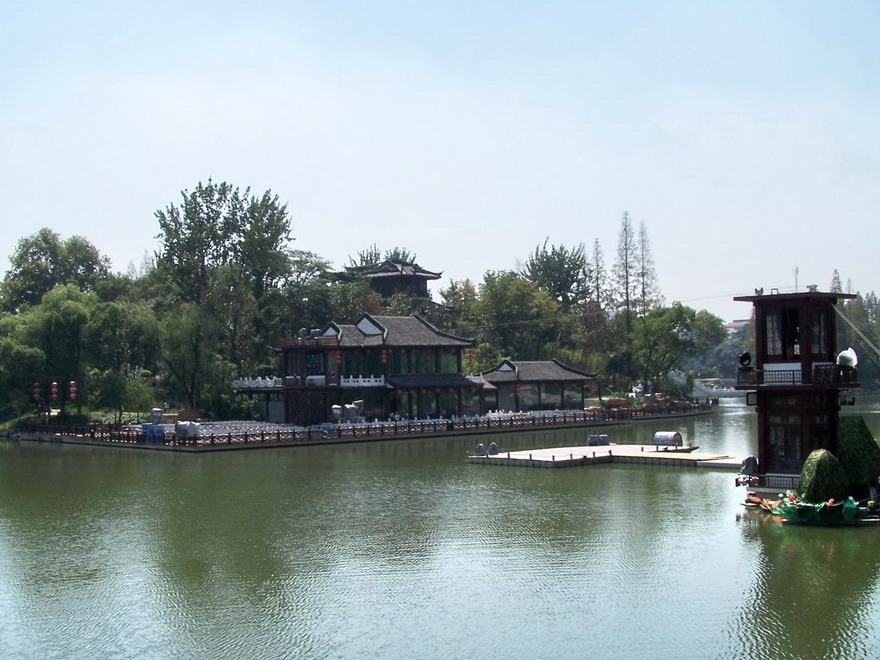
[275,314,473,349]
[481,359,597,383]
[364,260,442,280]
[366,315,472,347]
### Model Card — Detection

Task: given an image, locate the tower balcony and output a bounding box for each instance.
[736,363,858,388]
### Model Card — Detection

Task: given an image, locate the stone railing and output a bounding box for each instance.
[340,375,386,387]
[233,377,283,390]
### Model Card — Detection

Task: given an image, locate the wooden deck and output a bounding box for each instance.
[466,444,741,469]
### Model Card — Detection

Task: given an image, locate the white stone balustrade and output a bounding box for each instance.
[340,375,386,387]
[233,377,283,390]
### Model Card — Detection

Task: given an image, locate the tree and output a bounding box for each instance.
[612,212,637,332]
[83,300,161,423]
[155,180,234,304]
[347,245,417,270]
[276,250,335,339]
[330,281,383,323]
[235,190,293,301]
[0,313,45,418]
[158,302,212,409]
[438,279,480,338]
[521,239,591,311]
[16,285,96,415]
[635,220,661,315]
[476,271,559,361]
[830,269,843,294]
[153,180,295,409]
[588,238,610,310]
[154,179,292,306]
[631,304,717,393]
[610,212,639,383]
[2,229,110,311]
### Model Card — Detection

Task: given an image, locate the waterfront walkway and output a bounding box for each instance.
[14,402,717,452]
[466,443,741,470]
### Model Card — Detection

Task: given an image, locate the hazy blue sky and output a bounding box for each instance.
[2,1,878,321]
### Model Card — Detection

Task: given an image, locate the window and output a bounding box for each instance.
[765,309,800,360]
[438,350,458,374]
[768,421,802,473]
[306,352,324,375]
[811,312,828,356]
[412,349,435,375]
[766,314,781,356]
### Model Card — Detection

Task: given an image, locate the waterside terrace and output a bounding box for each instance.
[15,401,716,452]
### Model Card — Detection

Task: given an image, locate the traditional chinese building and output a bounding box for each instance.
[362,260,442,298]
[260,314,477,425]
[478,359,598,412]
[734,289,858,483]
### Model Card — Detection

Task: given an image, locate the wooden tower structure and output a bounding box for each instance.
[734,290,858,484]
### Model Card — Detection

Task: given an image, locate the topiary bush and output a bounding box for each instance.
[800,449,850,503]
[836,416,880,495]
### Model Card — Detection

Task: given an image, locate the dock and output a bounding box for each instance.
[466,444,742,469]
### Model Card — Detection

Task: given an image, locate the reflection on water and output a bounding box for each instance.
[737,511,880,660]
[1,396,880,659]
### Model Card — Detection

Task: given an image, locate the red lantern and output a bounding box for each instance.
[50,381,59,400]
[334,350,342,365]
[33,382,41,400]
[68,380,78,400]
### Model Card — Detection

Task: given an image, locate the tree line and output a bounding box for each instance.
[0,180,873,424]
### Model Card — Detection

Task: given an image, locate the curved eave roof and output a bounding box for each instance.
[481,359,597,383]
[274,314,474,349]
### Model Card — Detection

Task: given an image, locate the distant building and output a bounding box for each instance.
[361,260,442,298]
[726,319,750,335]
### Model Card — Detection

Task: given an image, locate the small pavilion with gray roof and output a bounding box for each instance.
[479,359,598,413]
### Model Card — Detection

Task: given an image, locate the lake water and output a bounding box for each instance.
[3,397,880,659]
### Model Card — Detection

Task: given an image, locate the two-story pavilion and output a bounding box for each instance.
[734,289,858,479]
[270,314,477,425]
[362,260,442,298]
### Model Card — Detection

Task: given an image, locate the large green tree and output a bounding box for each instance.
[631,304,724,393]
[154,180,292,305]
[153,180,296,406]
[2,229,110,311]
[0,312,46,418]
[15,285,96,414]
[476,271,560,362]
[521,239,592,311]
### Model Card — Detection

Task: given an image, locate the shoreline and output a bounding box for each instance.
[8,403,717,452]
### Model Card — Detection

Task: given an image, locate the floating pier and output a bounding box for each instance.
[466,443,742,469]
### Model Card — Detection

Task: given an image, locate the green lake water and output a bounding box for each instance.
[3,397,880,659]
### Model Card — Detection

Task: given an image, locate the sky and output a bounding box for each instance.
[2,1,878,322]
